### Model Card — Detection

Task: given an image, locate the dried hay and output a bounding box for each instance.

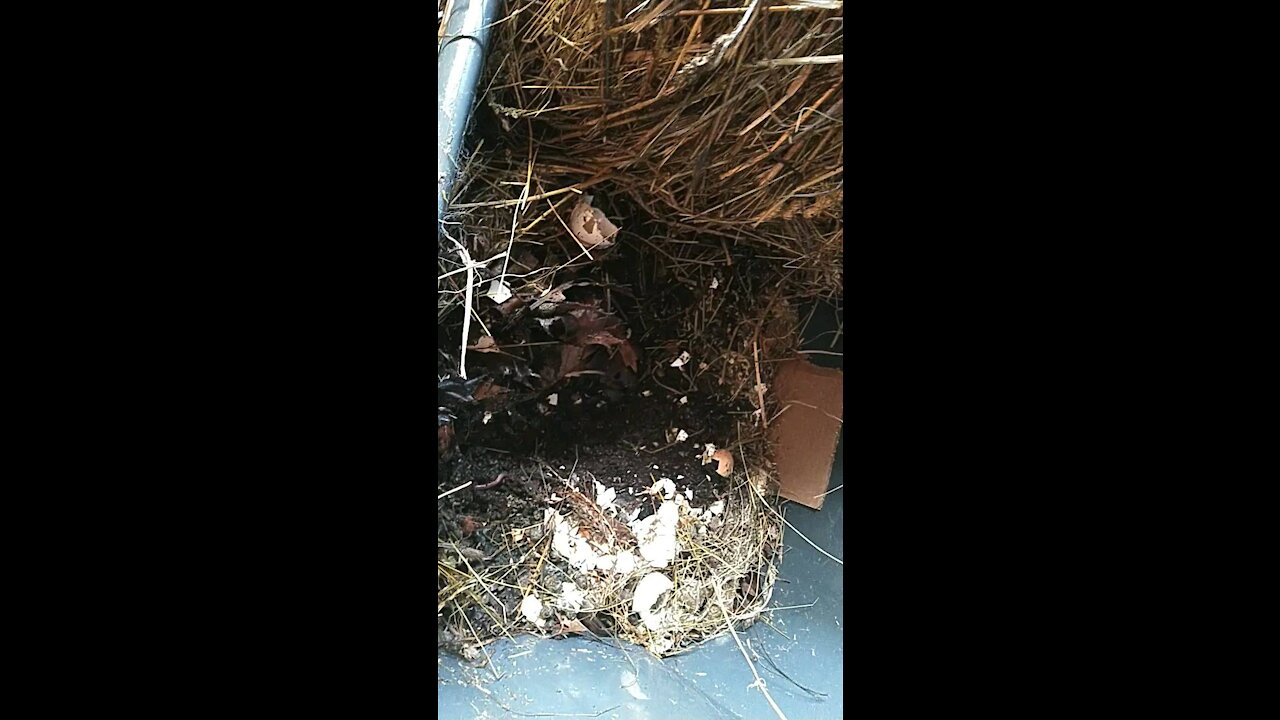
[443,0,843,296]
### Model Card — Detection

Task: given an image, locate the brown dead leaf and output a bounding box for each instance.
[555,307,624,348]
[469,335,499,352]
[497,296,526,316]
[556,344,585,383]
[618,341,638,373]
[569,306,620,331]
[582,331,625,347]
[711,449,734,477]
[472,381,507,401]
[551,618,590,637]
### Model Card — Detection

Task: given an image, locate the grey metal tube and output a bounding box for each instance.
[438,0,503,226]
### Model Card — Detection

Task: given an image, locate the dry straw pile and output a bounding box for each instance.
[444,0,843,295]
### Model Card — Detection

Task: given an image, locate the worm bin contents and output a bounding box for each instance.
[438,0,843,661]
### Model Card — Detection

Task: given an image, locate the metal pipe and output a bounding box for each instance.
[438,0,503,227]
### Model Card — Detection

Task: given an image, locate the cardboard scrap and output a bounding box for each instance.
[769,356,843,510]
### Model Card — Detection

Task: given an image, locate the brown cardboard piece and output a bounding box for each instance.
[770,356,844,510]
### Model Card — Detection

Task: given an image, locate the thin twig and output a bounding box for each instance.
[753,340,768,428]
[813,483,842,499]
[755,54,843,67]
[438,481,473,500]
[712,583,789,720]
[766,493,843,565]
[458,607,502,681]
[449,175,607,209]
[446,235,477,379]
[764,600,818,611]
[438,250,509,281]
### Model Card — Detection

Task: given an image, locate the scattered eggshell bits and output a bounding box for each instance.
[632,572,674,632]
[520,594,546,627]
[568,195,620,250]
[711,449,734,477]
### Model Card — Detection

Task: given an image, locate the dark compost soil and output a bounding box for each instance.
[438,216,786,651]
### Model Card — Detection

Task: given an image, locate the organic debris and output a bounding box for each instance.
[438,437,782,656]
[435,270,790,656]
[445,0,844,295]
[709,448,735,477]
[568,195,620,250]
[437,0,842,662]
[437,207,799,657]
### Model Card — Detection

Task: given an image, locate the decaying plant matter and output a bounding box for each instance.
[437,0,842,663]
[444,0,843,295]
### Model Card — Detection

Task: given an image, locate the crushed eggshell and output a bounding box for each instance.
[670,351,691,368]
[568,194,620,249]
[641,390,653,397]
[675,429,689,442]
[520,594,546,628]
[548,393,559,406]
[594,481,617,511]
[551,511,615,572]
[557,582,588,612]
[615,549,638,574]
[650,478,677,499]
[711,449,734,477]
[679,396,688,404]
[632,572,674,632]
[630,501,679,567]
[482,411,493,424]
[708,500,725,516]
[710,277,719,290]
